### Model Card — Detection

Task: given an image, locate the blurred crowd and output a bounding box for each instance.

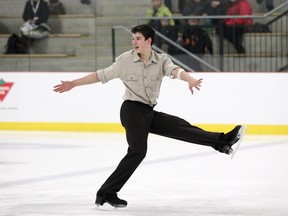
[145,0,260,71]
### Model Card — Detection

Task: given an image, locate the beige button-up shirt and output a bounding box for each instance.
[96,49,179,106]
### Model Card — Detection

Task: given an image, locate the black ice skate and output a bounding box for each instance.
[217,125,247,158]
[95,190,127,208]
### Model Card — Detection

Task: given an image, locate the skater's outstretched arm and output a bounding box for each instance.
[53,72,100,93]
[171,68,203,95]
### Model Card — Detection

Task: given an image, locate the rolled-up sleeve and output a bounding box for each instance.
[162,55,179,77]
[96,62,120,84]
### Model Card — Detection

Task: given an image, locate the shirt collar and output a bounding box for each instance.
[132,50,158,64]
[132,50,140,62]
[150,50,158,63]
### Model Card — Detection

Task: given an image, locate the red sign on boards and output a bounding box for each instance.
[0,79,14,102]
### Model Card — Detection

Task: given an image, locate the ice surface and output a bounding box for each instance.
[1,131,288,216]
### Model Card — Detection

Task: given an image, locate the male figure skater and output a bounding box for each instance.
[53,24,245,208]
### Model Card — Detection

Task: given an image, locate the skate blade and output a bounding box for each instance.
[231,125,247,159]
[95,202,127,209]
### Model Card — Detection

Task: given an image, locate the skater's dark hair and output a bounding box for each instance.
[131,24,155,45]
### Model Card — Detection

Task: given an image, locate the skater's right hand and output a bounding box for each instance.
[53,81,74,93]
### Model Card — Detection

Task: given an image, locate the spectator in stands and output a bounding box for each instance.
[178,0,187,14]
[48,0,65,15]
[21,0,50,42]
[164,0,186,14]
[181,16,214,71]
[164,0,172,11]
[182,0,206,16]
[154,17,179,54]
[146,0,175,29]
[205,0,229,25]
[183,17,214,56]
[256,0,274,12]
[222,0,253,54]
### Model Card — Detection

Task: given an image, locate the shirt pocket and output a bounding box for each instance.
[125,74,140,91]
[149,74,162,92]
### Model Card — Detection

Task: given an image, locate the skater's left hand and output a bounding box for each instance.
[188,77,203,94]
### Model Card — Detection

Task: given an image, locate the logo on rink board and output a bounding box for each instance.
[0,79,14,102]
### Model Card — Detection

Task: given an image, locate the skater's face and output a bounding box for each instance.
[132,32,152,54]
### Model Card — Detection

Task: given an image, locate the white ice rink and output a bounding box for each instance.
[1,131,288,216]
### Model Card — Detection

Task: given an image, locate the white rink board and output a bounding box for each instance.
[0,72,288,125]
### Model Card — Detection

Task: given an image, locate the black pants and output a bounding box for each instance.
[99,100,223,194]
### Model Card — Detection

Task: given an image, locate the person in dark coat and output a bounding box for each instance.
[154,17,179,54]
[21,0,50,40]
[23,0,49,26]
[181,17,214,71]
